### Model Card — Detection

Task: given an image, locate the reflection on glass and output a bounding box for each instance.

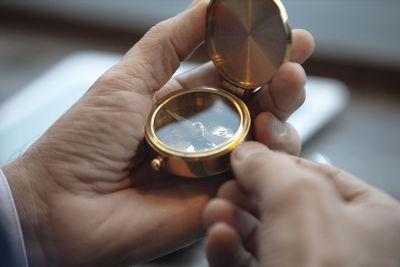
[155,92,240,153]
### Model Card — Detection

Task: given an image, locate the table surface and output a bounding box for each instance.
[1,9,400,266]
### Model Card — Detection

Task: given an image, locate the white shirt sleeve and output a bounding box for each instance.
[0,169,29,267]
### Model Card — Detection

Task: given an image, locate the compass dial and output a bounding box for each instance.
[153,90,241,153]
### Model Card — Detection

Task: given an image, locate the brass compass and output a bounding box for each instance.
[145,0,291,178]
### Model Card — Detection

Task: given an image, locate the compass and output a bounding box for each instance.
[145,0,291,177]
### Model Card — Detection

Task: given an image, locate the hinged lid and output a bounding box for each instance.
[206,0,292,91]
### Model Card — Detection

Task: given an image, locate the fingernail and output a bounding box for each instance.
[274,117,287,137]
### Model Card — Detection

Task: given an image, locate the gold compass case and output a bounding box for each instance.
[145,0,292,178]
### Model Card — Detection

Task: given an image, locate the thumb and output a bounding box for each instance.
[230,141,314,206]
[82,0,210,155]
[230,142,290,198]
[111,0,210,96]
[231,142,378,206]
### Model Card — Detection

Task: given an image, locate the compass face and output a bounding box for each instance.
[153,90,241,153]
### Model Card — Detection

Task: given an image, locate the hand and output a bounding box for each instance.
[3,0,314,266]
[204,142,400,267]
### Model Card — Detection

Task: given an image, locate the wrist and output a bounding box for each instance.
[3,152,51,267]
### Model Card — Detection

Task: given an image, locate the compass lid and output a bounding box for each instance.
[206,0,292,90]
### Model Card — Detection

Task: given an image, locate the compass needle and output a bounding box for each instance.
[163,108,194,129]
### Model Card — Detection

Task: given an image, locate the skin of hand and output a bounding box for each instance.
[2,0,314,266]
[204,142,400,267]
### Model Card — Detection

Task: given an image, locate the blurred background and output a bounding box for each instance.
[0,0,399,265]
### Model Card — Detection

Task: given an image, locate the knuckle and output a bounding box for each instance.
[279,124,301,156]
[148,19,173,36]
[146,20,176,53]
[94,67,130,91]
[297,87,306,107]
[95,69,117,87]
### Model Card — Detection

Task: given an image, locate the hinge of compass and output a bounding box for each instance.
[222,80,254,98]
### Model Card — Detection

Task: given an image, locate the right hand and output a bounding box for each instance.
[204,142,400,267]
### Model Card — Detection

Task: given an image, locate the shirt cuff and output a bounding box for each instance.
[0,168,29,267]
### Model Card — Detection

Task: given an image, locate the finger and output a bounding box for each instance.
[156,29,313,103]
[230,141,291,199]
[248,62,306,121]
[254,112,301,155]
[230,142,338,207]
[290,157,375,202]
[290,29,315,64]
[155,61,221,100]
[216,180,259,217]
[110,0,210,95]
[206,223,257,267]
[204,198,259,249]
[246,29,314,120]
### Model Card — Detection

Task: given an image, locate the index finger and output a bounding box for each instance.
[230,142,340,208]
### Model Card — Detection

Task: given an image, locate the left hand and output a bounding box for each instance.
[3,0,314,266]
